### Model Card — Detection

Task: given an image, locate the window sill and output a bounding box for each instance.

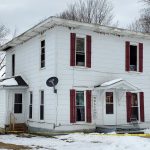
[72,122,92,125]
[72,66,89,69]
[127,71,142,74]
[40,67,46,70]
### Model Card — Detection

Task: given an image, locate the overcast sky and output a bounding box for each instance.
[0,0,144,38]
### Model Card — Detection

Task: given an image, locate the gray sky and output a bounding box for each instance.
[0,0,144,38]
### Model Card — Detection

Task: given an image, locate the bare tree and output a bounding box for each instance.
[0,24,9,46]
[0,24,8,78]
[129,0,150,33]
[58,0,115,26]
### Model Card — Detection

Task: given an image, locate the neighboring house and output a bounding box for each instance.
[0,17,150,132]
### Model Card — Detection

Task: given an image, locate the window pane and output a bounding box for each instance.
[41,54,45,61]
[29,105,32,119]
[41,48,45,54]
[106,92,113,103]
[12,54,15,76]
[131,107,139,120]
[76,106,85,121]
[76,91,84,106]
[130,45,137,71]
[76,38,85,52]
[41,91,44,104]
[106,104,113,114]
[30,92,33,104]
[14,104,22,113]
[41,40,45,47]
[41,61,45,68]
[76,54,85,66]
[40,105,44,120]
[132,93,138,106]
[15,94,22,103]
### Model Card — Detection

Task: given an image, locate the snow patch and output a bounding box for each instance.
[0,78,18,86]
[101,78,123,87]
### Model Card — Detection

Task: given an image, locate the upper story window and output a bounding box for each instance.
[41,40,45,68]
[125,42,143,72]
[12,54,15,76]
[70,33,91,68]
[130,45,138,71]
[76,37,85,66]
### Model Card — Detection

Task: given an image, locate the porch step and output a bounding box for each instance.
[6,123,28,133]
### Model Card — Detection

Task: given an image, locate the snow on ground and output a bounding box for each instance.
[0,132,150,150]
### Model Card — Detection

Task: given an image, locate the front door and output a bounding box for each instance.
[103,91,116,125]
[13,92,25,123]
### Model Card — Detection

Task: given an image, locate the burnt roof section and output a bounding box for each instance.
[0,17,150,51]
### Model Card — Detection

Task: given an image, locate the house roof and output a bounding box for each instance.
[95,78,141,92]
[0,17,150,51]
[0,76,28,87]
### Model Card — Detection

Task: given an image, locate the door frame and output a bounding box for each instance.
[103,90,116,125]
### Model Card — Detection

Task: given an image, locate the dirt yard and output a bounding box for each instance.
[0,142,31,150]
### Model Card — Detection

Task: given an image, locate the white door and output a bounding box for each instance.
[103,91,116,125]
[13,92,25,123]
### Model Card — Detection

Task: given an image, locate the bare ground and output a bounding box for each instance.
[0,142,31,150]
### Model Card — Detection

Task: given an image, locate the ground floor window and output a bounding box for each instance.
[106,92,113,114]
[40,91,44,120]
[76,91,85,121]
[14,93,22,113]
[29,92,33,119]
[131,93,139,120]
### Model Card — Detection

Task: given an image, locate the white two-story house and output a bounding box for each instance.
[0,17,150,132]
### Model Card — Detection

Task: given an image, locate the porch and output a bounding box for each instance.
[0,76,28,132]
[94,78,144,127]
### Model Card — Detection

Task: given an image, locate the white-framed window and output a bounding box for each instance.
[40,40,45,68]
[106,92,114,114]
[129,44,139,71]
[14,93,22,114]
[131,93,139,121]
[12,54,15,76]
[76,91,85,121]
[75,36,86,67]
[40,90,44,120]
[29,92,33,119]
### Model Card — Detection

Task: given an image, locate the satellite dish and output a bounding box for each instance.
[46,77,58,93]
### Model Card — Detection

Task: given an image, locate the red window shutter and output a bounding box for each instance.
[125,41,130,71]
[70,33,76,66]
[70,89,76,123]
[86,35,91,68]
[139,43,143,72]
[86,90,92,123]
[126,92,132,122]
[140,92,145,122]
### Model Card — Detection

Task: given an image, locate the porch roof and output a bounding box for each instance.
[0,76,28,88]
[95,78,141,92]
